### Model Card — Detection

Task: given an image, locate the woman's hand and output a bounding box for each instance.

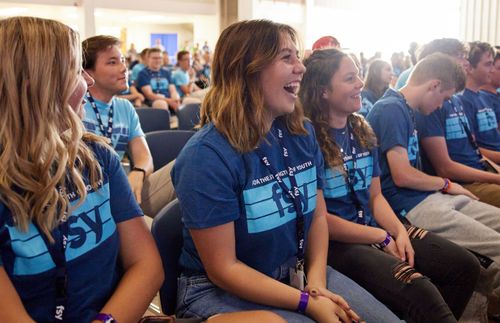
[305,286,362,323]
[383,231,415,267]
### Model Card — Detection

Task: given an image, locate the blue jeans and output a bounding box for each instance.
[177,263,403,322]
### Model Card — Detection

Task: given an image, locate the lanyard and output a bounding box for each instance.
[255,125,305,269]
[339,124,366,225]
[398,91,423,170]
[35,216,70,321]
[449,96,483,159]
[86,92,114,142]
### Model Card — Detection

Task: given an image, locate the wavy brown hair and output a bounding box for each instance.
[0,17,104,242]
[299,48,376,169]
[199,20,306,153]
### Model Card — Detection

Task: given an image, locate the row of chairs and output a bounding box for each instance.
[136,103,201,133]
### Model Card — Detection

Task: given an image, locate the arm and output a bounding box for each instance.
[140,85,166,102]
[369,177,414,266]
[479,147,500,165]
[421,136,500,185]
[94,217,163,323]
[0,268,35,323]
[190,215,353,322]
[386,145,446,191]
[127,136,154,204]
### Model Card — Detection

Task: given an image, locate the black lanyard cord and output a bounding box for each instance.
[255,125,306,269]
[86,92,114,141]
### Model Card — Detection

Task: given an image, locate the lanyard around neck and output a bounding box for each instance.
[449,96,483,160]
[398,91,423,170]
[255,125,306,269]
[35,217,70,321]
[338,124,366,225]
[86,92,114,141]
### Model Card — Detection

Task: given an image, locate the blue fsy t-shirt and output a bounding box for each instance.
[0,143,143,323]
[460,88,500,151]
[172,120,325,277]
[323,127,380,227]
[83,97,145,160]
[136,68,174,98]
[416,95,485,170]
[480,90,500,124]
[366,89,431,217]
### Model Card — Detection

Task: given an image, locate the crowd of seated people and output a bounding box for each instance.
[2,14,500,323]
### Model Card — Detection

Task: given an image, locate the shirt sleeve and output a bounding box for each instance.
[371,147,381,178]
[98,144,143,223]
[372,103,410,154]
[136,70,149,89]
[125,101,144,140]
[172,141,240,229]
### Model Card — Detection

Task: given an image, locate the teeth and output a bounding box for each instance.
[284,81,300,94]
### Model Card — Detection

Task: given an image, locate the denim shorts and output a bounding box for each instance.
[176,261,403,322]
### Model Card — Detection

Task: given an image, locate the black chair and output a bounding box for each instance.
[136,107,171,133]
[146,130,195,171]
[177,103,201,130]
[151,199,183,316]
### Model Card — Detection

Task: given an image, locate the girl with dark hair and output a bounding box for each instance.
[360,59,392,116]
[300,48,480,323]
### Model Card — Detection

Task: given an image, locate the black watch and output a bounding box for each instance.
[131,166,146,181]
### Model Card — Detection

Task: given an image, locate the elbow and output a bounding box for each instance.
[392,172,410,188]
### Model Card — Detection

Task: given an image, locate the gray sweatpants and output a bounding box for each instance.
[406,192,500,297]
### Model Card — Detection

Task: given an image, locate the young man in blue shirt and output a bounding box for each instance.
[480,51,500,127]
[137,47,180,111]
[417,42,500,209]
[83,37,175,217]
[367,53,500,309]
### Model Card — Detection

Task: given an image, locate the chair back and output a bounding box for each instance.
[136,107,171,133]
[146,130,195,171]
[177,103,201,130]
[151,199,183,315]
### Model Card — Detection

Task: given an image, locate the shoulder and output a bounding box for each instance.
[112,97,135,110]
[178,124,240,167]
[368,91,406,122]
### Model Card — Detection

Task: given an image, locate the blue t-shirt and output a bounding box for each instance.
[172,120,325,276]
[395,67,413,90]
[130,63,145,83]
[366,89,431,216]
[171,69,190,98]
[323,127,380,227]
[136,68,173,98]
[360,89,377,116]
[460,88,500,151]
[83,97,144,160]
[0,143,142,323]
[416,95,485,170]
[480,90,500,123]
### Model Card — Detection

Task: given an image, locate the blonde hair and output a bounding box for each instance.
[200,20,306,153]
[299,48,377,169]
[0,17,104,241]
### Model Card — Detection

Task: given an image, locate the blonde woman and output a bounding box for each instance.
[0,17,163,323]
[172,20,401,323]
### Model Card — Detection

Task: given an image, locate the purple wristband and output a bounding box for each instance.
[377,232,391,249]
[297,291,309,313]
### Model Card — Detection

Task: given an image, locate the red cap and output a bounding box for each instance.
[312,36,341,50]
